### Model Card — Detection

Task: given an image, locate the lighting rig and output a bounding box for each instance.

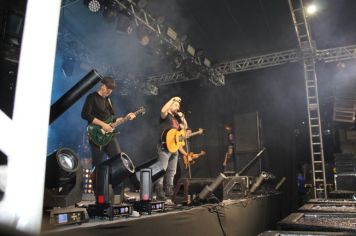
[82,0,219,93]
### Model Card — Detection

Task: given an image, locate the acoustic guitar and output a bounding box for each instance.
[87,107,145,147]
[162,128,204,153]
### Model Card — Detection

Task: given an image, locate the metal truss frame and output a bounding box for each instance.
[146,44,356,86]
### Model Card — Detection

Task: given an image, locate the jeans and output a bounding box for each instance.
[157,145,178,186]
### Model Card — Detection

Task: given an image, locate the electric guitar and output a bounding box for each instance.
[87,107,145,147]
[183,150,206,169]
[162,128,204,153]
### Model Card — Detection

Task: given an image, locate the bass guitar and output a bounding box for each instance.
[162,128,204,153]
[183,150,206,169]
[87,107,145,147]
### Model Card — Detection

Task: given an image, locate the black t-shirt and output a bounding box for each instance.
[81,92,115,123]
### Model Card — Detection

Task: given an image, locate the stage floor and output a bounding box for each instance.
[42,193,283,236]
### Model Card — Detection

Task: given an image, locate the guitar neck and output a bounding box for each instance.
[110,110,143,129]
[188,130,202,138]
[111,117,129,128]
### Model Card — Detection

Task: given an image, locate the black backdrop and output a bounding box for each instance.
[116,63,308,215]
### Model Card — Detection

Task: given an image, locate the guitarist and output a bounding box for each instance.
[81,77,136,194]
[156,96,189,200]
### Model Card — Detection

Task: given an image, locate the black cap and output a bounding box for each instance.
[101,77,116,89]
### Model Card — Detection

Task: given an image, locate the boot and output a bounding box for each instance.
[155,184,166,201]
[165,185,174,197]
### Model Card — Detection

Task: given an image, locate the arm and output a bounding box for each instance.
[177,112,188,130]
[161,96,181,119]
[178,146,188,156]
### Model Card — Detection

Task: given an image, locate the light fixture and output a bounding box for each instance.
[306,4,317,15]
[187,44,195,56]
[203,58,211,67]
[195,173,227,203]
[136,26,151,46]
[87,0,101,12]
[44,148,83,207]
[167,27,177,41]
[95,152,135,204]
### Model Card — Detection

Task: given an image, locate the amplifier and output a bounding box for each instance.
[335,173,356,191]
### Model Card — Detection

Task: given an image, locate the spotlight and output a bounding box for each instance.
[142,83,158,95]
[45,148,79,188]
[166,27,178,41]
[95,152,135,204]
[87,0,101,12]
[306,4,317,15]
[187,44,195,57]
[195,173,227,204]
[44,148,82,207]
[203,58,211,67]
[250,171,275,193]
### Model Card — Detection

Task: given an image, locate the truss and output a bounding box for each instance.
[146,44,356,86]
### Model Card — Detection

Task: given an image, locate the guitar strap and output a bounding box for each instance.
[107,97,115,115]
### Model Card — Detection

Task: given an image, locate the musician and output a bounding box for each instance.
[81,77,136,193]
[222,125,237,173]
[156,96,189,200]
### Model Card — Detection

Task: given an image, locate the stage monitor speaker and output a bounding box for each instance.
[234,112,262,152]
[140,168,152,201]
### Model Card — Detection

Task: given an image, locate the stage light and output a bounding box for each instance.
[136,26,151,46]
[142,83,158,95]
[203,58,211,67]
[187,44,195,57]
[197,173,227,202]
[167,27,178,41]
[306,4,317,15]
[88,0,101,12]
[44,148,83,207]
[45,148,79,188]
[95,152,135,204]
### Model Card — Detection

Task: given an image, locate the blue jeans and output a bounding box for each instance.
[157,145,178,187]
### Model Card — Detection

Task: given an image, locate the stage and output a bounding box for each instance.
[42,193,282,236]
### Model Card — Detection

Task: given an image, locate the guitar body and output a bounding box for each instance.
[87,107,146,147]
[87,116,116,147]
[162,128,186,153]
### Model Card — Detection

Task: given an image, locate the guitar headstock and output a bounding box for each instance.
[199,150,206,156]
[136,106,146,115]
